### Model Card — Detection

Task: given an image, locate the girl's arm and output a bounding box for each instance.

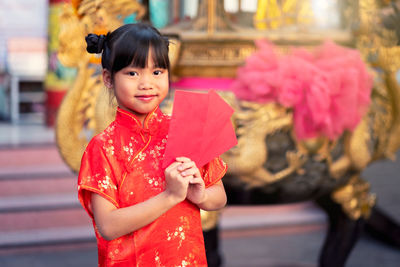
[91,161,189,241]
[194,180,227,211]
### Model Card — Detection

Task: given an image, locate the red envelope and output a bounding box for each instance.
[162,90,237,168]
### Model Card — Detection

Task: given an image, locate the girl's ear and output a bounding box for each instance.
[102,69,113,89]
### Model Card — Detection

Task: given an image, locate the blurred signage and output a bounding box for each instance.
[0,0,47,74]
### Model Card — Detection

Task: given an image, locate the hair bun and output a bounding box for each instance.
[85,33,107,54]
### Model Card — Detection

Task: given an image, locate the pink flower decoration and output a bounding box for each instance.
[230,39,373,140]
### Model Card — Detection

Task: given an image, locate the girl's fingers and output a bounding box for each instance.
[171,158,201,179]
[166,162,190,182]
[175,157,191,163]
[189,176,203,184]
[177,161,196,172]
[180,170,195,177]
[180,165,200,176]
[166,161,183,172]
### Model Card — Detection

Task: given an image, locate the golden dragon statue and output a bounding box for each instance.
[55,1,400,267]
[55,0,146,171]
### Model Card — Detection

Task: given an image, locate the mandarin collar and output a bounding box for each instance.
[115,106,161,136]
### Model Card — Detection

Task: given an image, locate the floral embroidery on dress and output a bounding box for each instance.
[154,250,162,267]
[122,142,135,161]
[180,259,189,267]
[166,216,190,249]
[140,167,164,191]
[166,225,186,249]
[98,174,117,192]
[100,124,117,156]
[102,124,115,138]
[149,140,166,159]
[137,151,146,162]
[80,173,100,186]
[150,159,160,171]
[107,238,123,260]
[103,139,115,156]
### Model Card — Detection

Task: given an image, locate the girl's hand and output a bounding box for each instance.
[164,161,190,203]
[187,176,206,205]
[175,157,206,205]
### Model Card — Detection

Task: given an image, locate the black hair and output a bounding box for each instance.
[85,23,170,77]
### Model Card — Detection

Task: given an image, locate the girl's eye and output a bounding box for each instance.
[153,70,162,75]
[128,71,138,76]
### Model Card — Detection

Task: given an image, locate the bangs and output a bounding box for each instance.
[110,29,169,72]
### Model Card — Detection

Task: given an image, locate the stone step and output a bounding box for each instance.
[0,145,74,181]
[0,193,80,212]
[0,208,91,232]
[0,164,73,180]
[0,175,76,197]
[0,145,65,168]
[0,144,93,248]
[0,226,95,248]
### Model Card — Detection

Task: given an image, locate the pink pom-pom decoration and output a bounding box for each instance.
[230,40,373,140]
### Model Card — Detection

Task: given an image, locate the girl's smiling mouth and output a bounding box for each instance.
[136,95,157,101]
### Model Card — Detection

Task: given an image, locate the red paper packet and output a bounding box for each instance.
[162,90,237,168]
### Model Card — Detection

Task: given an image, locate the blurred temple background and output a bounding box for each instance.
[1,0,400,267]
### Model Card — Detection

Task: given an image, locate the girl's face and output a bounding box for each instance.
[107,49,169,124]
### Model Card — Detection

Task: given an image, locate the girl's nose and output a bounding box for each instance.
[139,73,153,90]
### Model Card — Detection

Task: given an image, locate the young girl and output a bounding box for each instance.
[78,23,227,266]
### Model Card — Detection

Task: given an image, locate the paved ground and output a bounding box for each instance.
[0,121,399,266]
[0,224,399,267]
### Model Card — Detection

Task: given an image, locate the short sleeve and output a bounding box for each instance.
[200,156,227,188]
[78,137,119,218]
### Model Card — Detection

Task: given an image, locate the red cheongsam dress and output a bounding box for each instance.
[78,107,227,267]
